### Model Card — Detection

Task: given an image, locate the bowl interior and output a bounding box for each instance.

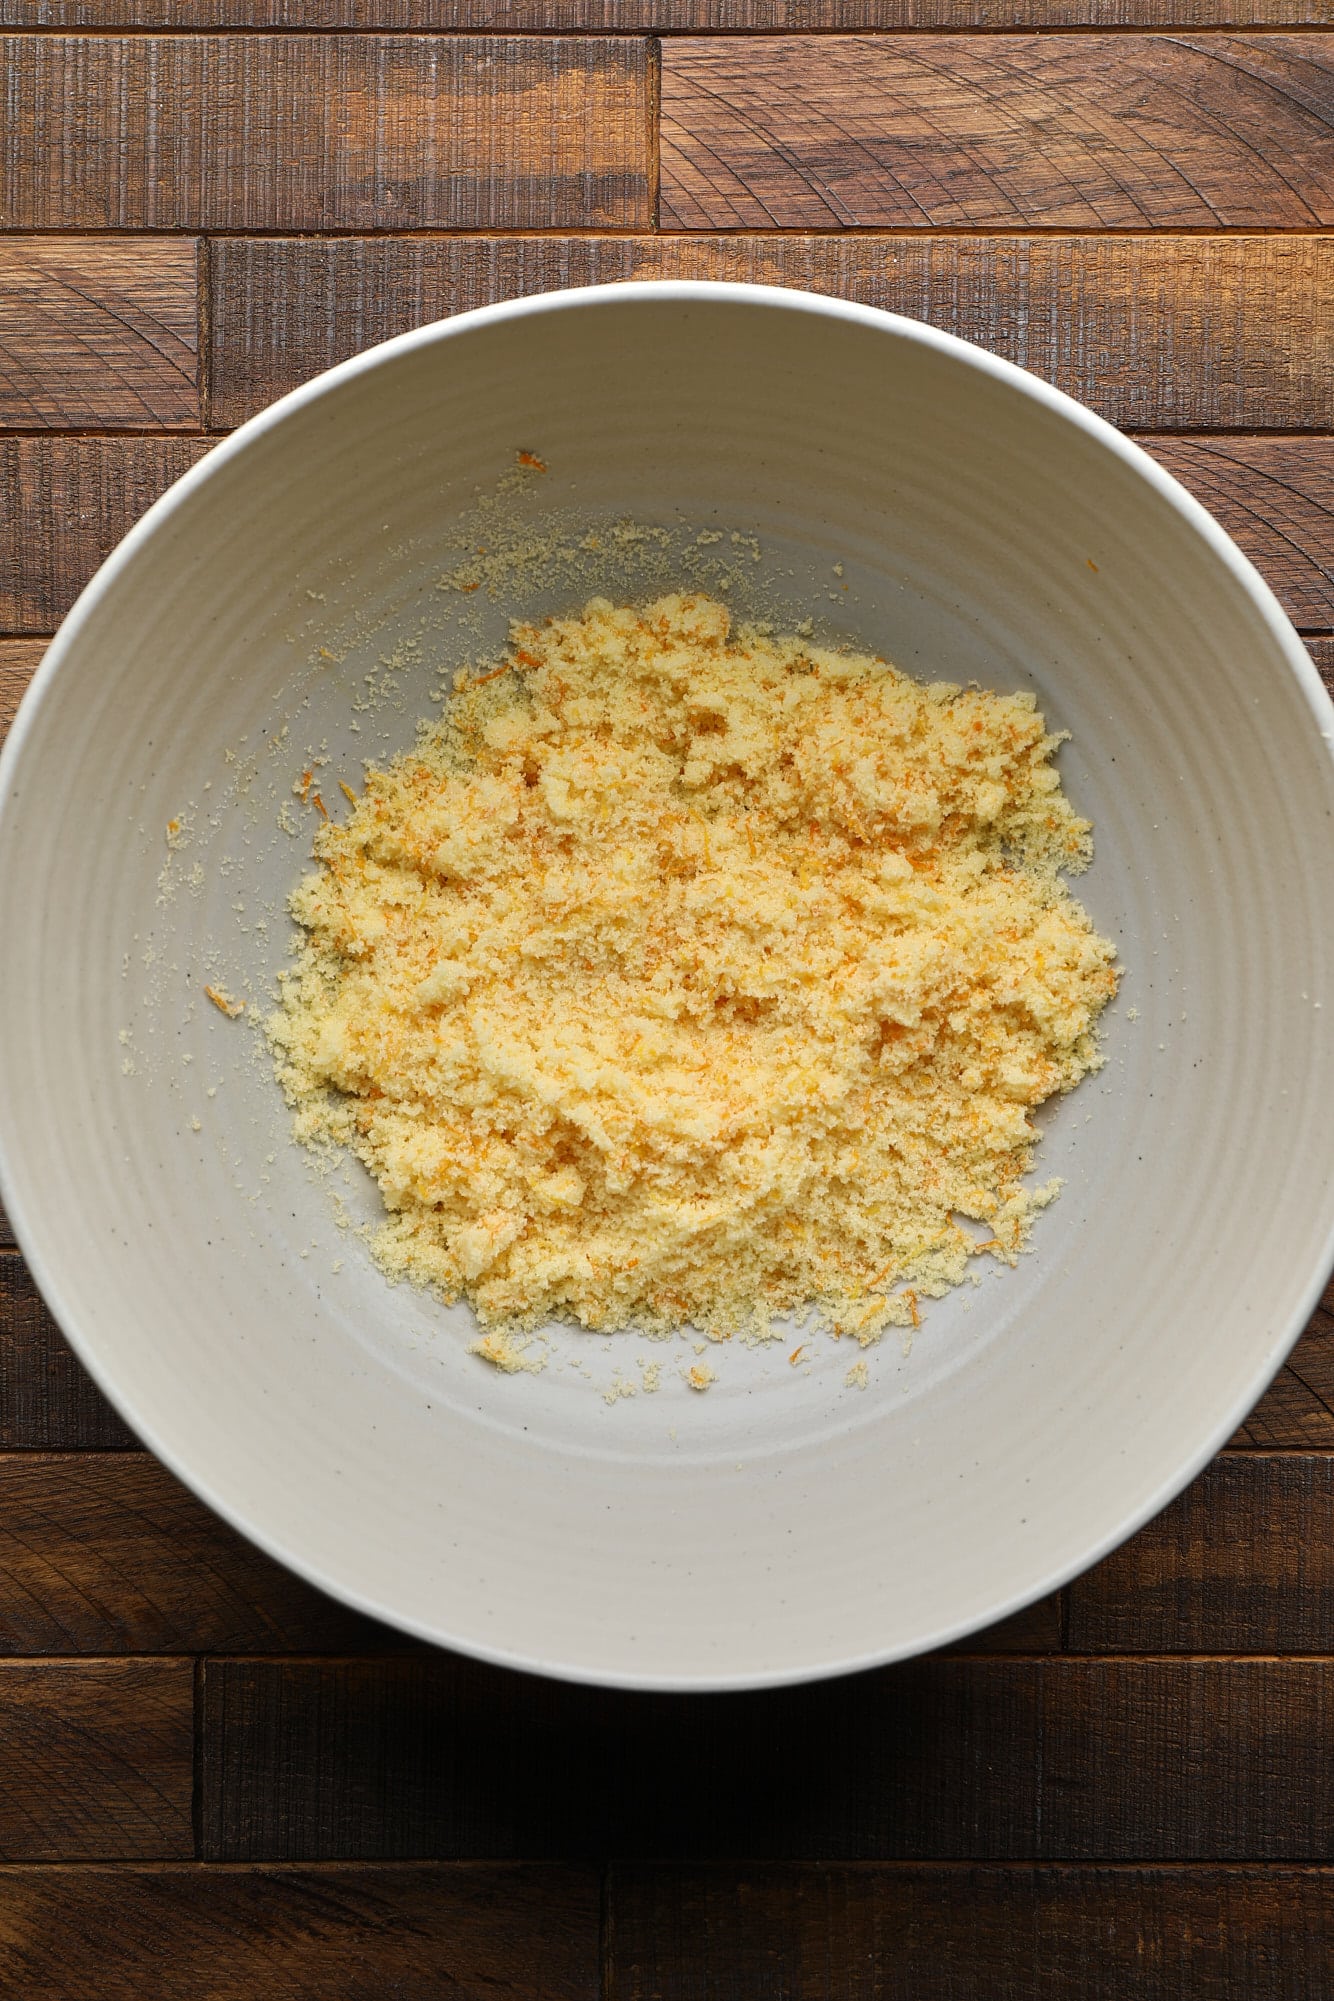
[2,286,1332,1688]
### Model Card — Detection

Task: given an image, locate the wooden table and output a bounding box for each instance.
[2,7,1333,1995]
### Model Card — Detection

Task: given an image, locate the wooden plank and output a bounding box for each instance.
[0,1660,192,1858]
[606,1864,1334,2001]
[1,0,1329,27]
[0,241,198,431]
[0,1454,411,1654]
[949,1596,1062,1652]
[201,1655,1334,1860]
[661,34,1334,229]
[1308,636,1334,693]
[0,35,652,231]
[1140,438,1334,631]
[1069,1454,1334,1652]
[1233,1274,1334,1447]
[0,639,44,747]
[209,234,1334,432]
[0,437,210,631]
[0,1256,138,1449]
[200,1655,596,1861]
[0,1864,599,2000]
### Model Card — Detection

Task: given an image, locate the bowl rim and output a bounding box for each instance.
[3,277,1333,1691]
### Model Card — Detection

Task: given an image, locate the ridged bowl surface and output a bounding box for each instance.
[2,283,1331,1688]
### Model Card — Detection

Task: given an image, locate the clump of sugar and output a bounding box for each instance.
[269,594,1117,1359]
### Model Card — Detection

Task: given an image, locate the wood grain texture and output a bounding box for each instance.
[0,639,44,746]
[0,240,198,430]
[0,1455,411,1653]
[209,233,1334,431]
[201,1655,1334,1860]
[947,1596,1062,1652]
[661,34,1334,229]
[1307,635,1334,694]
[0,1660,192,1858]
[3,0,1331,27]
[606,1864,1334,2001]
[0,1864,600,2001]
[1232,1276,1334,1446]
[200,1655,602,1861]
[1140,438,1334,629]
[1069,1454,1334,1652]
[0,437,210,630]
[0,35,652,230]
[0,1256,137,1449]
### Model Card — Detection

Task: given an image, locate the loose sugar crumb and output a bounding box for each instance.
[269,593,1117,1363]
[468,1329,545,1375]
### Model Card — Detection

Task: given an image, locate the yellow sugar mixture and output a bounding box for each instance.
[269,593,1118,1362]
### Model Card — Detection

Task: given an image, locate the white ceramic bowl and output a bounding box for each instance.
[2,283,1333,1690]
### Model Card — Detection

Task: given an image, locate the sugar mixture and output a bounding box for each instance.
[269,594,1117,1361]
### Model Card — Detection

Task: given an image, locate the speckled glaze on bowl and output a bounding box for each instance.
[1,283,1332,1690]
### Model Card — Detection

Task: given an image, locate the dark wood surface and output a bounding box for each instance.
[604,1867,1334,2000]
[0,1864,600,2000]
[2,9,1334,1995]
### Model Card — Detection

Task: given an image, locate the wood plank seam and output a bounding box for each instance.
[186,1651,1334,1662]
[161,1849,1334,1861]
[0,413,260,443]
[12,223,1334,236]
[649,36,661,230]
[192,1657,204,1860]
[197,237,211,434]
[4,20,1334,32]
